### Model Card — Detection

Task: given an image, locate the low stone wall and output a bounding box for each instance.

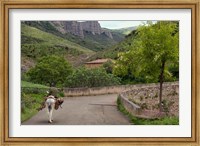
[118,82,179,119]
[64,82,178,97]
[119,93,142,115]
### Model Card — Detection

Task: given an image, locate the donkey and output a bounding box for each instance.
[45,95,64,123]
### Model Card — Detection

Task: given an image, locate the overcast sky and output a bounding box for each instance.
[98,21,146,29]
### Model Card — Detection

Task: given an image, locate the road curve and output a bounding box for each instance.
[22,94,131,125]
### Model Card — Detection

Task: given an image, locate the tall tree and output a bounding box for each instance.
[114,21,179,111]
[27,55,72,87]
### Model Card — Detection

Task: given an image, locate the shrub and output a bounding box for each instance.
[65,67,121,88]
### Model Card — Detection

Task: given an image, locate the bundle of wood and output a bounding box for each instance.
[37,95,64,111]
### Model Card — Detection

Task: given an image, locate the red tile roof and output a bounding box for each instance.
[85,59,111,64]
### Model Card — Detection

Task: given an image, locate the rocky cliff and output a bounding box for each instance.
[64,21,84,38]
[51,21,113,39]
[81,21,102,35]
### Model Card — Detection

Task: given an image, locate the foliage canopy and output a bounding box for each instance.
[114,21,179,111]
[27,55,72,87]
[114,21,179,82]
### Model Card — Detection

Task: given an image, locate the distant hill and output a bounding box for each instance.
[111,26,137,35]
[23,21,125,51]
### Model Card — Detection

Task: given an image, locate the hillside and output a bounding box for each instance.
[21,24,94,71]
[88,30,137,60]
[21,21,138,72]
[23,21,125,51]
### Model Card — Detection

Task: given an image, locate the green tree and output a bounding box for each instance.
[114,21,179,111]
[27,55,72,87]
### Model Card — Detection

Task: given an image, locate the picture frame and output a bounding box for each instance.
[0,0,199,145]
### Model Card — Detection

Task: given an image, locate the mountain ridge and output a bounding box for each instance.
[23,21,125,51]
[50,21,113,39]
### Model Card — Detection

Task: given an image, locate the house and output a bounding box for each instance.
[85,58,113,68]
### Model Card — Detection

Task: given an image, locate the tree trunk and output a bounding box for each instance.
[159,61,165,112]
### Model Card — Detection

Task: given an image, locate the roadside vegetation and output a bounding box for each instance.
[21,81,48,122]
[21,93,46,122]
[65,67,120,88]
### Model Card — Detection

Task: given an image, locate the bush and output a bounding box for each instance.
[65,67,121,88]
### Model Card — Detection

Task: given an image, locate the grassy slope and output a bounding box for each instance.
[22,81,49,88]
[22,24,93,54]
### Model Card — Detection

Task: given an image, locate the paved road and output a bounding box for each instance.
[22,94,131,125]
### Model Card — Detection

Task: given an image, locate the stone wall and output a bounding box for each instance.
[64,82,179,97]
[118,82,179,119]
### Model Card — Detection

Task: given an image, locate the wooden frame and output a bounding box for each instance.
[0,0,199,145]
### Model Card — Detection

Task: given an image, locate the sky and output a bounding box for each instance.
[98,21,146,29]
